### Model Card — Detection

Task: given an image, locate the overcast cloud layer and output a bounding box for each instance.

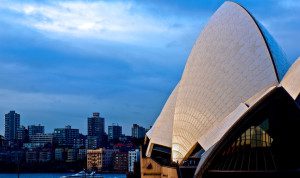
[0,0,299,134]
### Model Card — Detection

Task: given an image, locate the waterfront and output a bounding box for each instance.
[0,173,126,178]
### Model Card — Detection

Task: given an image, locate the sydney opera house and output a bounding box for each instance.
[140,1,300,178]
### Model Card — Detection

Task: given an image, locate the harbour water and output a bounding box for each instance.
[0,173,126,178]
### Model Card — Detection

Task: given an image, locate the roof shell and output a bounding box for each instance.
[281,57,300,99]
[146,83,179,156]
[254,21,290,81]
[171,1,279,162]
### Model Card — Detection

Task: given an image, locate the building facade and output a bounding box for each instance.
[131,124,146,139]
[30,133,53,145]
[103,148,118,170]
[53,125,79,147]
[87,112,105,149]
[55,148,66,161]
[86,136,99,149]
[26,150,38,163]
[66,149,77,162]
[77,148,87,160]
[87,149,104,171]
[39,150,52,162]
[17,125,29,143]
[128,149,140,172]
[113,151,128,172]
[108,124,122,141]
[4,111,20,141]
[28,124,44,139]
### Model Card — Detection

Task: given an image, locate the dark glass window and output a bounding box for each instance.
[151,144,172,166]
[203,88,300,178]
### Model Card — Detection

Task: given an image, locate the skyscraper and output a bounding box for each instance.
[131,124,146,139]
[88,112,105,136]
[87,112,105,149]
[5,111,20,141]
[108,124,122,141]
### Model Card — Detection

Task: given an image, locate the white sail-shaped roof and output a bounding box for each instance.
[146,84,179,156]
[171,1,279,162]
[281,57,300,100]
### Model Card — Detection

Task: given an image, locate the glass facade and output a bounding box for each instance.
[209,119,277,171]
[150,144,172,166]
[202,88,300,178]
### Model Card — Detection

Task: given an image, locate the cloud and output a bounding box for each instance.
[0,0,298,135]
[278,0,300,9]
[0,1,203,47]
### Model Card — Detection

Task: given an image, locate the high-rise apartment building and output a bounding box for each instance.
[108,124,122,141]
[87,112,105,148]
[131,124,146,139]
[5,111,20,141]
[53,125,79,147]
[88,112,105,136]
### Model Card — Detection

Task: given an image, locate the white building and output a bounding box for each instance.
[128,149,140,172]
[143,1,300,178]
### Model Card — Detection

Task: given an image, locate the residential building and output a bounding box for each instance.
[87,149,104,171]
[66,149,77,162]
[103,148,118,170]
[128,149,140,172]
[5,111,20,141]
[26,150,38,163]
[113,151,128,172]
[77,148,87,160]
[74,133,86,149]
[10,150,25,163]
[17,125,29,143]
[108,124,122,141]
[55,148,66,161]
[28,124,44,139]
[23,143,45,149]
[131,124,146,139]
[39,150,52,162]
[53,125,79,147]
[30,133,53,145]
[87,112,105,148]
[0,135,8,150]
[87,136,99,149]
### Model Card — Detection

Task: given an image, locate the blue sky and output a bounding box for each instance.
[0,0,299,135]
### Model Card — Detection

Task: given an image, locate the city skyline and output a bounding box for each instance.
[0,110,143,174]
[2,110,147,136]
[0,0,300,135]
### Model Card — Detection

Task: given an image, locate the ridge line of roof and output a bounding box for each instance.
[228,1,280,82]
